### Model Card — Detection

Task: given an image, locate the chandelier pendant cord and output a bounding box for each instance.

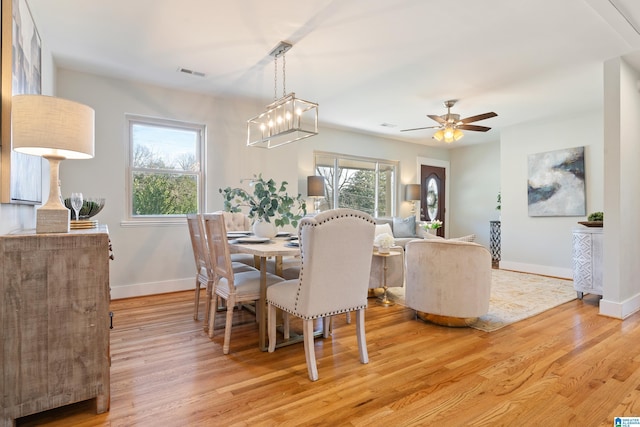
[282,54,286,97]
[273,55,278,102]
[273,53,287,101]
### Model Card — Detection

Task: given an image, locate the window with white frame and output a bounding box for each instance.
[126,115,205,219]
[314,151,397,217]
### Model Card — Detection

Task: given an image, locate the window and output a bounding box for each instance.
[126,115,205,221]
[314,151,397,217]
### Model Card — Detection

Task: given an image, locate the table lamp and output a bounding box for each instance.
[405,183,421,214]
[11,95,95,233]
[307,175,325,213]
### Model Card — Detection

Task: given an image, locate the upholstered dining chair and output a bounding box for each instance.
[215,211,256,267]
[186,214,256,326]
[202,213,285,354]
[266,208,376,381]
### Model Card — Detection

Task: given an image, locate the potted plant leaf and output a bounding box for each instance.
[219,174,307,237]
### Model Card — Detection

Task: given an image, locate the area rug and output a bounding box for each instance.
[386,269,576,332]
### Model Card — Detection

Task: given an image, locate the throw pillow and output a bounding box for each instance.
[375,223,394,237]
[448,234,476,242]
[393,216,417,238]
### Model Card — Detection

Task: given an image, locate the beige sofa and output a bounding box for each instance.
[404,239,492,327]
[374,217,427,249]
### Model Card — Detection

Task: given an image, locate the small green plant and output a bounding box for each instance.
[496,192,501,211]
[587,211,603,222]
[219,174,307,228]
[422,219,443,230]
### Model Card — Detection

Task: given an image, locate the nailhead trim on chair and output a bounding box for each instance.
[267,301,368,321]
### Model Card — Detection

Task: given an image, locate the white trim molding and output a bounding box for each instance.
[599,293,640,319]
[499,260,573,280]
[110,278,194,300]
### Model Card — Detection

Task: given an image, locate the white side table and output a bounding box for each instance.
[572,226,603,298]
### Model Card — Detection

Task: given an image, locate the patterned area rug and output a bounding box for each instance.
[386,269,576,332]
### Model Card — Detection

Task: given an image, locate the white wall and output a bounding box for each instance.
[56,69,449,298]
[449,140,501,248]
[600,56,640,319]
[499,110,604,278]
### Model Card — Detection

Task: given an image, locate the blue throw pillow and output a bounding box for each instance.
[393,216,416,238]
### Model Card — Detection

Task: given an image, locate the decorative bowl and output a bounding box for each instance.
[64,197,106,219]
[578,221,603,228]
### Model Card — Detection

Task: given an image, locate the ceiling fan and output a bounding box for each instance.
[401,100,497,143]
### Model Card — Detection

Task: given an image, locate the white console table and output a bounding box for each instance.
[572,226,603,298]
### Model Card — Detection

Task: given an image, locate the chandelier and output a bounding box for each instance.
[247,41,318,149]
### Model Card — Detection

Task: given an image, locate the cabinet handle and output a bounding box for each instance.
[109,311,114,329]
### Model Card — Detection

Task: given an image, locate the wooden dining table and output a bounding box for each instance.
[228,236,300,351]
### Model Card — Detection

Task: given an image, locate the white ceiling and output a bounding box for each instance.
[26,0,640,147]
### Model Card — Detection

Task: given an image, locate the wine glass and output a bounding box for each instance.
[70,192,83,221]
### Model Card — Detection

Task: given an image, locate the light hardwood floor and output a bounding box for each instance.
[15,290,640,426]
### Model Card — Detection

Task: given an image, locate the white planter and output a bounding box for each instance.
[378,246,390,254]
[253,218,277,238]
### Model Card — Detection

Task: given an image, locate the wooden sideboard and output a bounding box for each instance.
[1,227,111,426]
[572,226,603,298]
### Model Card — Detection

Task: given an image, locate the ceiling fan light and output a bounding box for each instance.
[433,129,444,141]
[443,126,454,140]
[454,128,464,141]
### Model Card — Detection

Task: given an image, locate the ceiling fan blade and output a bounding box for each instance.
[400,125,440,132]
[459,112,497,124]
[458,124,492,132]
[427,114,446,124]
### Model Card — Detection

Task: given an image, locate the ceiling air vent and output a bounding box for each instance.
[177,67,206,78]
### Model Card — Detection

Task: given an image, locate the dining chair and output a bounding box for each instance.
[266,208,376,381]
[186,214,256,326]
[202,213,285,354]
[215,210,256,267]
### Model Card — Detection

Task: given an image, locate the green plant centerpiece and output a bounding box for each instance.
[587,211,603,222]
[219,174,307,237]
[579,211,603,227]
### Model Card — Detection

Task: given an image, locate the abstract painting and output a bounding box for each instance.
[0,0,42,204]
[527,146,585,217]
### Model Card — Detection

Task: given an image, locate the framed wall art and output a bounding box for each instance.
[1,0,42,204]
[527,146,586,217]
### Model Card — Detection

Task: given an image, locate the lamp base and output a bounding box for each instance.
[36,206,70,233]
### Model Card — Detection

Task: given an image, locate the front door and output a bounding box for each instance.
[420,165,446,237]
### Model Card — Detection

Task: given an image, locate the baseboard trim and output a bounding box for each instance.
[499,261,573,279]
[599,293,640,319]
[111,278,194,300]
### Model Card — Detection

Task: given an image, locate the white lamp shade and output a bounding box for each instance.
[12,94,95,159]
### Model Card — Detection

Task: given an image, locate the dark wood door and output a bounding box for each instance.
[420,165,446,237]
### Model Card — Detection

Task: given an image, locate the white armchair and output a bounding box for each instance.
[405,239,492,327]
[266,209,375,381]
